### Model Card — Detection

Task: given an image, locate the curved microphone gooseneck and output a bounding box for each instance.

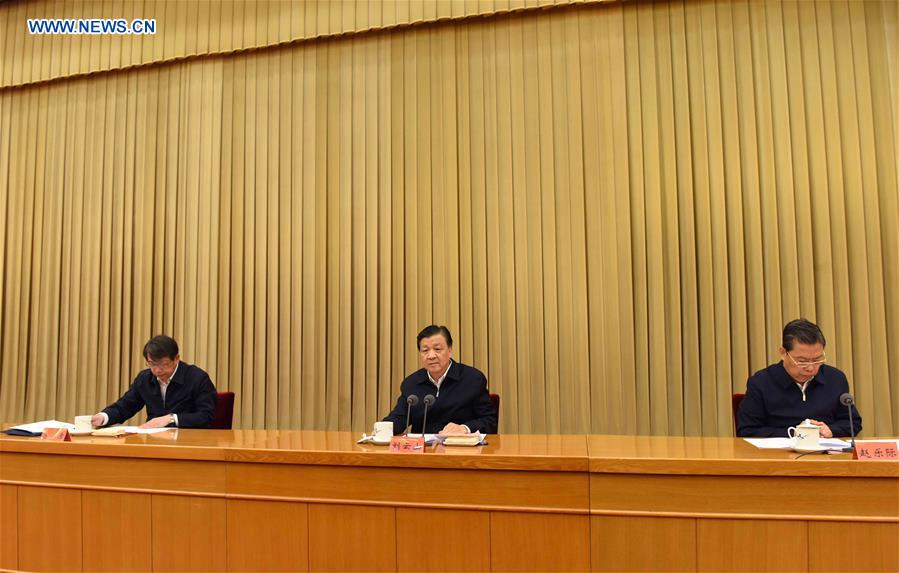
[421,394,436,436]
[403,394,419,435]
[839,393,857,453]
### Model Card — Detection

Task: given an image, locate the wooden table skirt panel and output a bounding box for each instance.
[491,512,591,572]
[2,431,897,573]
[809,521,899,572]
[0,451,227,496]
[151,494,228,572]
[226,503,588,573]
[16,486,83,572]
[589,473,899,521]
[308,504,397,572]
[591,516,899,573]
[226,499,310,572]
[695,518,808,573]
[8,488,894,573]
[0,484,17,571]
[591,515,697,573]
[226,462,589,513]
[82,490,152,573]
[396,508,490,572]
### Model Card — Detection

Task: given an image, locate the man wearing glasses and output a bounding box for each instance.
[90,335,217,429]
[737,319,862,438]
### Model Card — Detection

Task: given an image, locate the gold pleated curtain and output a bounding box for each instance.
[0,0,896,435]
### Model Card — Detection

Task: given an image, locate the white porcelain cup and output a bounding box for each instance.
[787,421,820,449]
[74,415,93,431]
[373,421,393,441]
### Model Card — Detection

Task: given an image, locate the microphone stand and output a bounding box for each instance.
[843,406,857,453]
[421,395,435,437]
[403,395,419,435]
[840,393,857,453]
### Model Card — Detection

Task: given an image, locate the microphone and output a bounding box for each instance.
[403,394,419,435]
[840,392,857,453]
[421,394,436,435]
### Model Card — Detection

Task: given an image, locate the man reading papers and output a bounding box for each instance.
[737,319,862,438]
[383,325,497,435]
[91,335,217,429]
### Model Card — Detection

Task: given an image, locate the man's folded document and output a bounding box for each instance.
[91,427,129,437]
[439,432,487,446]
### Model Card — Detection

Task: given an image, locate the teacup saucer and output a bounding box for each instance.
[371,436,392,445]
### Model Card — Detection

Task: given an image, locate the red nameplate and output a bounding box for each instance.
[853,442,898,461]
[41,428,71,442]
[389,435,425,453]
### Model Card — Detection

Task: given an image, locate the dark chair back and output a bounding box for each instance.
[210,391,235,429]
[489,392,500,431]
[732,393,746,436]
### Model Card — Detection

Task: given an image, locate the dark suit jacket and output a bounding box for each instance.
[383,361,497,435]
[737,362,862,438]
[102,362,217,428]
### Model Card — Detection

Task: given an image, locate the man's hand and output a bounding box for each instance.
[808,419,833,438]
[141,415,173,429]
[440,422,469,435]
[90,414,105,427]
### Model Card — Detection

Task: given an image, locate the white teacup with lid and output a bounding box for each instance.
[372,421,393,443]
[787,419,820,450]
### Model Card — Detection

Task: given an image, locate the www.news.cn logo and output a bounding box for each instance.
[27,18,156,35]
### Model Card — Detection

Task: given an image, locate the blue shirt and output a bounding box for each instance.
[737,362,862,438]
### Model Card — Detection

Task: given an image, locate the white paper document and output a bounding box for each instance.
[4,420,173,436]
[7,420,76,433]
[105,425,174,435]
[854,439,899,447]
[743,437,850,450]
[407,433,439,444]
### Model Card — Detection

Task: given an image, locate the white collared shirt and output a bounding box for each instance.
[795,378,811,402]
[159,362,179,403]
[427,361,453,393]
[426,361,470,433]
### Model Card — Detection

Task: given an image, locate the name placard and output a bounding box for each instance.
[389,435,425,453]
[40,427,71,442]
[853,441,898,461]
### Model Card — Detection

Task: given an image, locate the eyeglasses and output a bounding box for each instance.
[146,360,175,370]
[786,351,826,368]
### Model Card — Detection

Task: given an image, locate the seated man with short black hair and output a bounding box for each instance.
[383,325,497,435]
[737,319,861,438]
[91,335,217,429]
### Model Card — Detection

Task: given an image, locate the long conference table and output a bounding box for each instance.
[1,430,896,572]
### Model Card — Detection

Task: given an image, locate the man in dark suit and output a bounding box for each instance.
[737,319,862,438]
[383,325,497,435]
[91,335,217,429]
